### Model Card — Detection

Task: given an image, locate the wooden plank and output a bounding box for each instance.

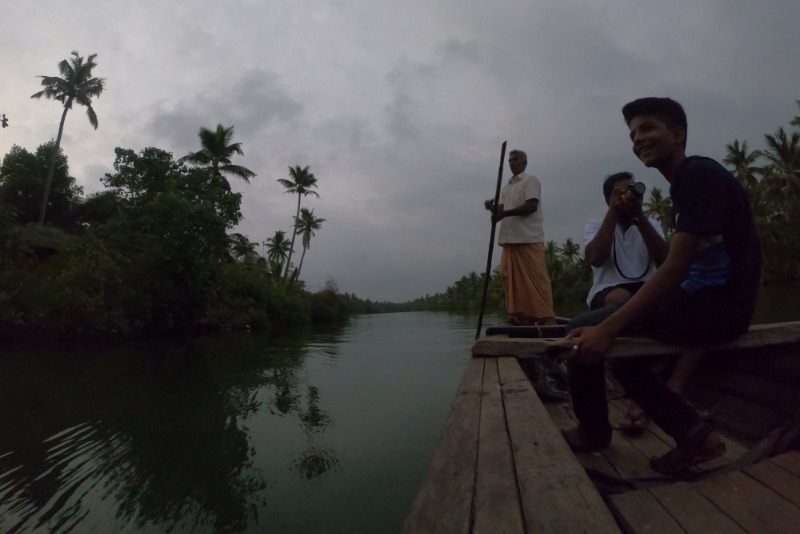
[770,450,800,476]
[402,358,485,534]
[744,453,800,509]
[693,470,800,532]
[649,482,747,533]
[473,359,525,534]
[607,489,687,534]
[472,321,800,359]
[496,357,621,533]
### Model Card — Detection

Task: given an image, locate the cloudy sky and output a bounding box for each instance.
[2,1,799,302]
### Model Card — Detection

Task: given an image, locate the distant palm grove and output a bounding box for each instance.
[1,51,798,340]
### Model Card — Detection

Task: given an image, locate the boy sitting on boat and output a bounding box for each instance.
[561,97,762,475]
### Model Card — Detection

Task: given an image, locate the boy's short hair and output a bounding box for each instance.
[622,97,687,149]
[622,97,687,129]
[602,171,634,200]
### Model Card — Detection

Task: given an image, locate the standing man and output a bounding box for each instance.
[562,98,761,475]
[584,172,668,311]
[484,149,556,326]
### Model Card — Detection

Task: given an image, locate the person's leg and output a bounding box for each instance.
[499,247,517,324]
[506,243,554,324]
[666,350,705,395]
[610,292,733,469]
[603,287,634,306]
[562,305,622,447]
[612,357,705,441]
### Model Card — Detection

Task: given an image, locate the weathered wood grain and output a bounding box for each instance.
[647,482,747,533]
[401,358,485,534]
[473,358,525,534]
[694,470,800,532]
[496,357,620,533]
[744,452,800,509]
[771,450,800,476]
[607,489,687,534]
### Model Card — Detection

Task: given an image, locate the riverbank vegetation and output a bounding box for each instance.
[0,51,359,341]
[3,51,798,339]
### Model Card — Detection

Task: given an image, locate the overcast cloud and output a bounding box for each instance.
[2,1,799,301]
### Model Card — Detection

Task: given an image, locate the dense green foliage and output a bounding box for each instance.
[0,145,339,341]
[724,102,800,283]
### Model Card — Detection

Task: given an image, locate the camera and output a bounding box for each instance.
[627,182,646,196]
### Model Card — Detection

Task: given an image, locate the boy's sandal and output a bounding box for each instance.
[650,441,727,475]
[618,410,649,434]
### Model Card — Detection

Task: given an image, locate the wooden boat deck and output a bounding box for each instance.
[403,325,800,533]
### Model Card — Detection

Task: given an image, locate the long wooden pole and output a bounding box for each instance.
[476,141,507,339]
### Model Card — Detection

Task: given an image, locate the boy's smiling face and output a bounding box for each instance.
[628,114,686,168]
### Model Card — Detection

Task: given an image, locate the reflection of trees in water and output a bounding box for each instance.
[266,362,340,481]
[0,327,344,533]
[293,386,340,480]
[294,447,340,480]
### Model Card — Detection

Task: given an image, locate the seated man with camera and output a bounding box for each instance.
[583,172,670,431]
[583,172,668,311]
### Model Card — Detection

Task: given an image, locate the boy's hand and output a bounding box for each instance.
[565,325,615,365]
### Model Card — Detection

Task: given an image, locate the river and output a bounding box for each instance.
[0,311,486,533]
[2,285,799,533]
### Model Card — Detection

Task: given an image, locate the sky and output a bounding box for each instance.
[2,1,799,302]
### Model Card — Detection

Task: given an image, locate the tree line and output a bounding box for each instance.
[0,50,351,341]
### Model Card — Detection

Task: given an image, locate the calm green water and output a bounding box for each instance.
[0,312,486,533]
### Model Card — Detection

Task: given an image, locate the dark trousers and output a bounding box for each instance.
[566,290,751,444]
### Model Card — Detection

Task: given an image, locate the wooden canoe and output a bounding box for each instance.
[403,321,800,533]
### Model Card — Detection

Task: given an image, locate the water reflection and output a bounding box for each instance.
[0,326,343,533]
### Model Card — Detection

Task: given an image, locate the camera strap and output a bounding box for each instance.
[612,233,651,280]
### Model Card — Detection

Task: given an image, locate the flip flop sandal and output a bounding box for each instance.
[617,410,649,434]
[650,441,727,475]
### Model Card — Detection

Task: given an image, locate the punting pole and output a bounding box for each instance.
[476,141,507,340]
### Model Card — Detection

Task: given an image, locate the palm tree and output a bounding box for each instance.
[544,240,563,277]
[762,127,800,196]
[31,51,105,225]
[724,139,762,191]
[790,100,800,129]
[229,233,258,264]
[643,187,673,236]
[265,230,291,274]
[277,165,319,280]
[180,124,255,189]
[560,238,581,267]
[292,208,325,281]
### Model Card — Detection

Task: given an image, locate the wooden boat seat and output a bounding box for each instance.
[472,321,800,360]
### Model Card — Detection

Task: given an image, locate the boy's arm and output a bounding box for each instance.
[567,231,699,364]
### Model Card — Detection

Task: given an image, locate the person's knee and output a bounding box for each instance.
[604,288,633,306]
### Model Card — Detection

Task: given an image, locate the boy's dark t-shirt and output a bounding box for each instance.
[669,156,761,324]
